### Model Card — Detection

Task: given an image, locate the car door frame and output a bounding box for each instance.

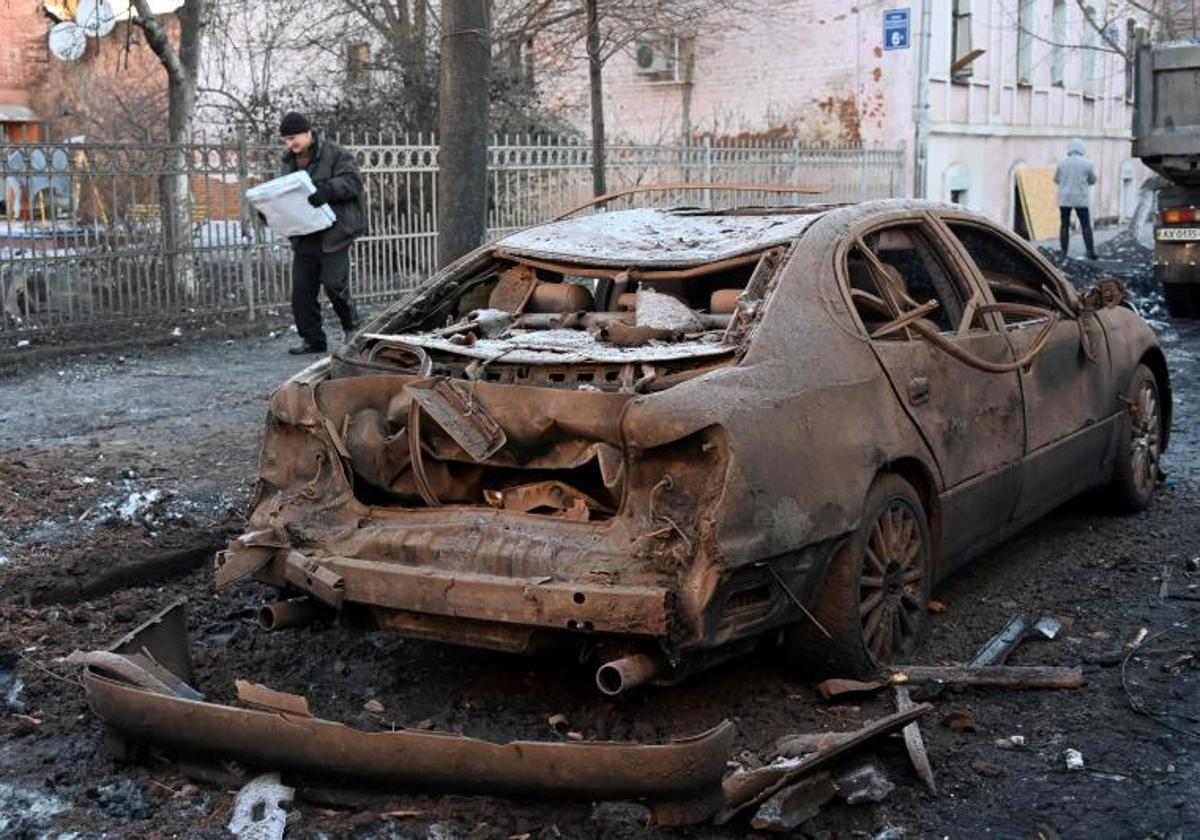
[929,210,1121,525]
[833,209,1028,576]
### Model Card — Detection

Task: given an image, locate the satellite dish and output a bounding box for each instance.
[76,0,117,37]
[48,22,87,61]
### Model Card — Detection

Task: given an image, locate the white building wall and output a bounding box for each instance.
[540,2,916,147]
[540,0,1152,227]
[924,0,1150,225]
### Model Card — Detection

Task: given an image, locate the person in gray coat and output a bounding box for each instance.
[1054,138,1098,260]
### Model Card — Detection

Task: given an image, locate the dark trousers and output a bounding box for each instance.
[1059,206,1096,258]
[291,245,358,347]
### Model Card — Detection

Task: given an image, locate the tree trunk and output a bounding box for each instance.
[135,0,204,299]
[583,0,605,197]
[412,0,433,129]
[436,0,490,269]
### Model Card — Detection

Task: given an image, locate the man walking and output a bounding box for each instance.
[278,111,365,354]
[1054,138,1098,260]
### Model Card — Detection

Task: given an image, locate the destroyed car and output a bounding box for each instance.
[218,196,1170,687]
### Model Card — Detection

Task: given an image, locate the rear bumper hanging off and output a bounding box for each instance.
[78,600,732,825]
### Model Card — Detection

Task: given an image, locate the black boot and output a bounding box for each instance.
[1082,227,1097,260]
[288,342,327,355]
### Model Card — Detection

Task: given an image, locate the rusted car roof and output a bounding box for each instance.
[496,207,825,267]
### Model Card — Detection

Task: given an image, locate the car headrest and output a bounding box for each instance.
[525,281,595,313]
[709,289,741,314]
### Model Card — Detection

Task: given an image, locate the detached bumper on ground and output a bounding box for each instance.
[78,601,734,825]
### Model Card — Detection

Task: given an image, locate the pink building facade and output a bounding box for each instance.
[541,0,1149,227]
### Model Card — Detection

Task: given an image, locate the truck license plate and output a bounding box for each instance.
[1157,227,1200,241]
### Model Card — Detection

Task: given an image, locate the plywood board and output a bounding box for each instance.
[1015,167,1059,241]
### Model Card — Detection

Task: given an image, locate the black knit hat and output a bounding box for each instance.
[279,111,311,136]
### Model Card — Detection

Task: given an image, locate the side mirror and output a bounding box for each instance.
[1081,278,1128,310]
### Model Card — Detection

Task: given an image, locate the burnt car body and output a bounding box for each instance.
[219,197,1170,689]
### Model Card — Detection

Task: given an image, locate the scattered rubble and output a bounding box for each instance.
[86,778,154,820]
[0,783,69,836]
[750,772,837,833]
[834,758,895,805]
[228,773,294,840]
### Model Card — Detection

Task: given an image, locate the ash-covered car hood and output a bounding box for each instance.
[496,207,826,268]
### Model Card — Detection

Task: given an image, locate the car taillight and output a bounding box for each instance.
[1162,208,1199,224]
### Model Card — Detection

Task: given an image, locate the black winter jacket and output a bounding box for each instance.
[282,134,367,253]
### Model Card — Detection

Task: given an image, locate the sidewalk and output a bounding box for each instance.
[1034,223,1124,259]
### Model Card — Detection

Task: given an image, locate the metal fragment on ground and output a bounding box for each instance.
[815,677,887,700]
[894,685,937,794]
[1032,616,1062,640]
[750,772,836,833]
[716,703,932,823]
[80,602,734,826]
[969,615,1030,667]
[228,773,294,840]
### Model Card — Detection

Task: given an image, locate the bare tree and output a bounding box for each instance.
[582,0,605,195]
[334,0,437,129]
[130,0,206,297]
[1015,1,1196,57]
[200,0,303,131]
[497,1,746,196]
[436,0,490,267]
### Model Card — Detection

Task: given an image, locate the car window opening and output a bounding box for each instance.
[846,230,1062,374]
[846,225,975,339]
[946,223,1062,325]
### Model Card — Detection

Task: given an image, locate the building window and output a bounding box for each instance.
[1051,0,1065,86]
[347,42,370,86]
[951,0,974,82]
[1017,0,1035,85]
[1081,6,1098,98]
[945,162,970,207]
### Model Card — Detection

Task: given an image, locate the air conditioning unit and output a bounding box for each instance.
[634,33,677,79]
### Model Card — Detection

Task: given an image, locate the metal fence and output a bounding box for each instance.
[0,135,905,335]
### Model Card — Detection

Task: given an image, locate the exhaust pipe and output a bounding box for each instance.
[595,653,660,696]
[258,597,323,631]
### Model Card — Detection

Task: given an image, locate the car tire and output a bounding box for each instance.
[1107,363,1163,513]
[783,474,932,679]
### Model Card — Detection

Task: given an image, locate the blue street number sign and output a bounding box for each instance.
[883,8,910,50]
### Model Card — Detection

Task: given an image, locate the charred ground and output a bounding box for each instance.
[1,244,1198,838]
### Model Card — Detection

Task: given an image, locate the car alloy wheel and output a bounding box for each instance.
[1109,363,1163,513]
[859,497,926,662]
[782,473,931,677]
[1129,377,1161,501]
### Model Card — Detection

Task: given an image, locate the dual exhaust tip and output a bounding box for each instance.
[260,599,662,696]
